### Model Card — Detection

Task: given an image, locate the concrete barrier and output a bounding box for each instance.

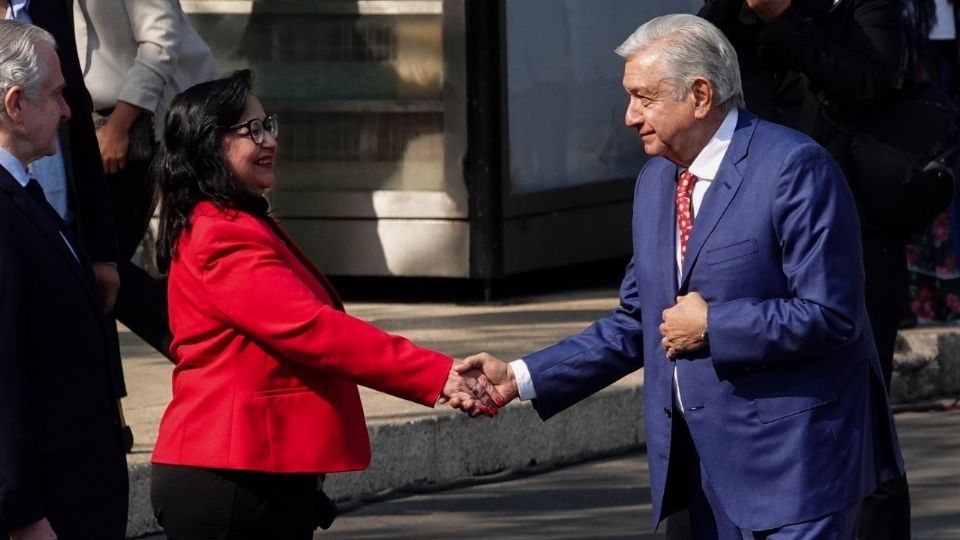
[892,328,960,404]
[326,379,645,502]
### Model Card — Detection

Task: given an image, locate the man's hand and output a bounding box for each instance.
[436,366,501,417]
[454,353,519,415]
[92,262,120,314]
[11,517,57,540]
[660,292,709,359]
[746,0,791,23]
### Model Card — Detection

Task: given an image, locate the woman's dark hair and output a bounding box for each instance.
[153,69,268,273]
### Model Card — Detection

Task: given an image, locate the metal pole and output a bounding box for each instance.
[464,0,505,285]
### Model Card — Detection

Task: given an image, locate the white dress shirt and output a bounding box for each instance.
[511,108,739,402]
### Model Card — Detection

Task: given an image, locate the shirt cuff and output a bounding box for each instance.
[510,359,536,401]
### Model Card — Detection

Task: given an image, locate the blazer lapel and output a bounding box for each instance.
[261,217,346,311]
[679,112,757,291]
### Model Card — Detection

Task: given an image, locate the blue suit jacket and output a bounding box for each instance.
[523,111,904,530]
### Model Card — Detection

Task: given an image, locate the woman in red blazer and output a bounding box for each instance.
[149,70,498,540]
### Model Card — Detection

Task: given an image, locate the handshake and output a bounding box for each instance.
[436,353,518,417]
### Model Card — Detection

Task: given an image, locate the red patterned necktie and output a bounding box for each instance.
[676,170,698,263]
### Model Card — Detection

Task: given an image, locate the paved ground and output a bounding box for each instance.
[314,409,960,540]
[140,407,960,539]
[323,451,657,540]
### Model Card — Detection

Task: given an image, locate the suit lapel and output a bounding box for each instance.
[679,112,757,291]
[659,163,680,296]
[0,169,101,308]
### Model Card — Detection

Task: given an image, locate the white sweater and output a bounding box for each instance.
[73,0,219,138]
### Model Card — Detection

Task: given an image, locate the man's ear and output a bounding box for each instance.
[2,86,25,124]
[691,78,714,119]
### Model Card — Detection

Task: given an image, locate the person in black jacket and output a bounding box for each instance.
[698,1,924,538]
[11,0,136,449]
[0,20,128,540]
[2,0,121,316]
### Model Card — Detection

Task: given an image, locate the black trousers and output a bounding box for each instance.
[151,464,320,540]
[106,159,172,359]
[41,429,128,539]
[859,233,912,540]
[862,233,906,391]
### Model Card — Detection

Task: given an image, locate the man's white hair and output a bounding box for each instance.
[615,14,745,112]
[0,20,57,115]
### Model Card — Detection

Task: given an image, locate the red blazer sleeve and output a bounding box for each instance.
[189,214,451,406]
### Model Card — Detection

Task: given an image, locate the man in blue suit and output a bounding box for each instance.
[458,14,904,538]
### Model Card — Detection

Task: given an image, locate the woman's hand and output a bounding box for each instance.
[96,120,129,173]
[437,365,503,417]
[95,101,145,173]
[455,353,518,407]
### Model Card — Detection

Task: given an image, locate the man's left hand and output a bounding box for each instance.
[92,262,120,314]
[660,292,709,359]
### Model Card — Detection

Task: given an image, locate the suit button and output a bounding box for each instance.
[663,407,672,419]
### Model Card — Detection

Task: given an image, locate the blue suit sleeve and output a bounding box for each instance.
[523,256,645,420]
[707,143,866,366]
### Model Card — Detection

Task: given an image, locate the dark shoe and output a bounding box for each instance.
[122,425,134,453]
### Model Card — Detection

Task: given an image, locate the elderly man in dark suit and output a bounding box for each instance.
[0,19,127,540]
[1,0,120,317]
[2,0,139,450]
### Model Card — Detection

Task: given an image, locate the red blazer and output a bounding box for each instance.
[151,202,452,473]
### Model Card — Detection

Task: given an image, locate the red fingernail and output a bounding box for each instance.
[495,396,504,406]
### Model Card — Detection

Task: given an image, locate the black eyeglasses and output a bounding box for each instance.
[228,113,279,145]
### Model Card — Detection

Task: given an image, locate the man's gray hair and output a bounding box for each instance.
[615,14,745,112]
[0,20,56,114]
